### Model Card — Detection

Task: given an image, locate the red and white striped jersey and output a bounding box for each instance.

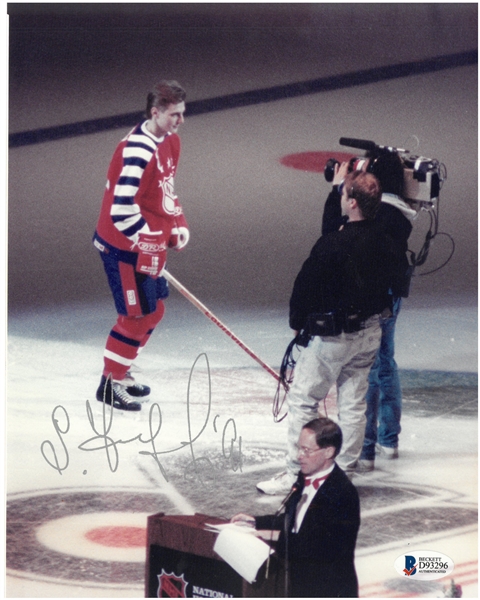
[95,121,188,252]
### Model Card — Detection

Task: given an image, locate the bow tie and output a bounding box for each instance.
[304,474,329,489]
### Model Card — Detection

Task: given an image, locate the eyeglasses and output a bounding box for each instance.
[295,444,323,457]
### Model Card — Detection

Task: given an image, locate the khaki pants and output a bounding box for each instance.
[286,317,382,474]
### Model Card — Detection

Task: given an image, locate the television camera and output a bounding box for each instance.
[324,137,447,208]
[324,137,453,276]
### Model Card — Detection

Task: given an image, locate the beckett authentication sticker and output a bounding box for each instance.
[394,550,454,580]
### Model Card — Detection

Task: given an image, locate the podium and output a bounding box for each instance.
[145,513,284,598]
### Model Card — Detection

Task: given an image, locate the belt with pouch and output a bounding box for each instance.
[305,310,375,337]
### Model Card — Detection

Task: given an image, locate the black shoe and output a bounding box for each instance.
[96,376,142,411]
[123,371,151,397]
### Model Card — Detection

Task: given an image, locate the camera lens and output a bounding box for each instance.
[324,158,339,182]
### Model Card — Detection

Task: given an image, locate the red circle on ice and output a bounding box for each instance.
[280,151,356,173]
[85,525,146,548]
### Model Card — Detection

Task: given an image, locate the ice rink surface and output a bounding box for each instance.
[6,291,478,598]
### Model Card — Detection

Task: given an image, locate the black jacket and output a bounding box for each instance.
[322,187,412,297]
[289,219,402,332]
[255,465,360,597]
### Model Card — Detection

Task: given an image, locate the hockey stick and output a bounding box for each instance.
[163,270,283,385]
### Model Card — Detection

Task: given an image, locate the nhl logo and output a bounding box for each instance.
[157,569,188,598]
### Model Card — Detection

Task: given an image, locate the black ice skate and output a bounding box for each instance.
[123,371,151,397]
[96,375,142,411]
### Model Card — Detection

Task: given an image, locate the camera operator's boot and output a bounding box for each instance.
[256,471,296,495]
[355,459,375,474]
[376,444,399,459]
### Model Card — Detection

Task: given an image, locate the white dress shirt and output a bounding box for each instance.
[294,464,335,532]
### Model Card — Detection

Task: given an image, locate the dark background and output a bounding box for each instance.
[8,3,478,311]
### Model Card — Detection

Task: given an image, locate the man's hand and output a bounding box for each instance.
[136,232,167,278]
[332,161,350,186]
[169,213,190,250]
[169,226,190,250]
[231,513,256,528]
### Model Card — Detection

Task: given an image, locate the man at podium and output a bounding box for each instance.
[232,418,360,597]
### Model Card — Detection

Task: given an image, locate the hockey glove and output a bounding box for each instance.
[168,213,190,250]
[136,232,167,278]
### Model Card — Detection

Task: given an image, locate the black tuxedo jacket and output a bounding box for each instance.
[255,464,360,597]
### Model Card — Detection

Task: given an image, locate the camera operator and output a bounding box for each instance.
[323,152,416,471]
[257,170,404,493]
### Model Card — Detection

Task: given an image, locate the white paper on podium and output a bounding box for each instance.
[212,526,273,584]
[205,522,257,534]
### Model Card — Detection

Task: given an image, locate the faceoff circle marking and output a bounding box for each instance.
[36,511,150,562]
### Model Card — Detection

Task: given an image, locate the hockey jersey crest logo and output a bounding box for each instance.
[158,174,178,215]
[157,570,188,598]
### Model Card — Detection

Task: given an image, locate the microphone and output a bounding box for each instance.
[340,137,409,154]
[276,481,302,514]
[265,481,301,584]
[339,137,377,151]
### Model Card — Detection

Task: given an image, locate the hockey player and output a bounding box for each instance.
[93,80,189,411]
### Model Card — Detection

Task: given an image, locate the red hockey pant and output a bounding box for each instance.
[103,300,165,380]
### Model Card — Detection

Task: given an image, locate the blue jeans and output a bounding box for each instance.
[361,298,402,460]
